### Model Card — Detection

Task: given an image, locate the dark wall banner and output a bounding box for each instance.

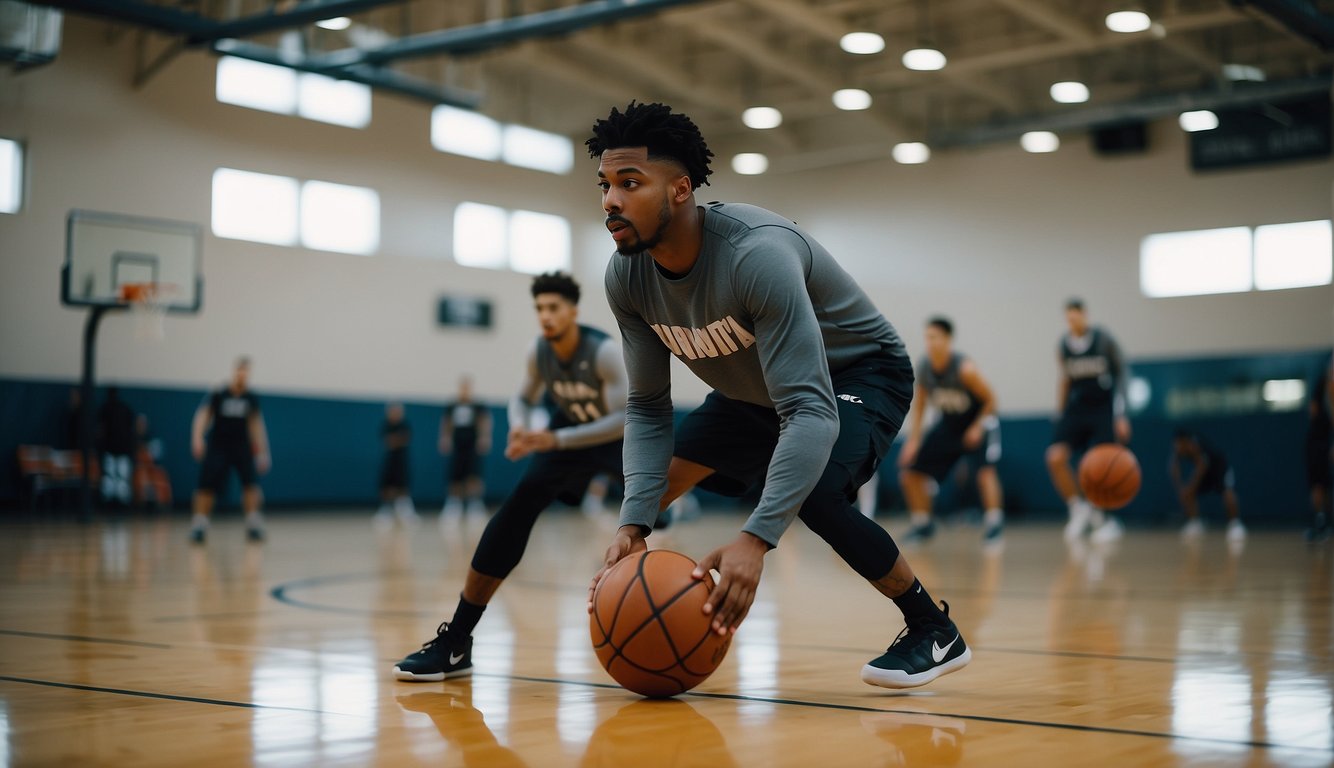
[1191,95,1331,171]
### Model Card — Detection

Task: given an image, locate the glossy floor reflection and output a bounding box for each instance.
[0,509,1330,766]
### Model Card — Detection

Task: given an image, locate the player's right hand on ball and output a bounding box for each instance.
[587,525,647,613]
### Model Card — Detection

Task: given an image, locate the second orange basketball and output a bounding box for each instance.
[589,549,732,698]
[1078,443,1142,510]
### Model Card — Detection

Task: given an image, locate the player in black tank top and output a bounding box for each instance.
[898,318,1005,545]
[1046,299,1131,544]
[394,273,629,682]
[188,357,271,544]
[440,376,491,520]
[374,403,417,527]
[1171,429,1244,542]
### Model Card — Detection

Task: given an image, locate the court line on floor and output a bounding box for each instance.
[0,629,173,649]
[479,672,1331,754]
[0,675,350,716]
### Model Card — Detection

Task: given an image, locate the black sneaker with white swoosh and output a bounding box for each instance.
[861,601,971,689]
[393,622,473,682]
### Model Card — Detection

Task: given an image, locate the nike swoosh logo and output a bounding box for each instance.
[932,635,959,663]
[449,652,466,665]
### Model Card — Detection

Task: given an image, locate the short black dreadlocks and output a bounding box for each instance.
[585,101,714,190]
[530,272,581,305]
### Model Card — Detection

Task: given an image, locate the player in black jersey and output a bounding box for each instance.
[1307,354,1334,542]
[189,357,270,543]
[440,377,491,522]
[394,273,628,682]
[899,318,1005,544]
[1045,299,1131,543]
[1171,429,1245,543]
[375,403,417,527]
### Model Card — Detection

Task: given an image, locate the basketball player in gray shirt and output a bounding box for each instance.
[585,102,970,689]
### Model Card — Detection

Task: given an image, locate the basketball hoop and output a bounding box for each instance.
[119,282,177,341]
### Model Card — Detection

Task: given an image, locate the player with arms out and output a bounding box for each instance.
[586,102,970,689]
[189,356,270,544]
[394,272,628,681]
[1045,299,1131,543]
[898,317,1005,545]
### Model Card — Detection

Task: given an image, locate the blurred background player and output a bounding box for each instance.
[189,357,270,543]
[376,403,417,527]
[132,413,172,510]
[1307,353,1333,542]
[395,272,627,681]
[898,317,1005,545]
[439,376,491,523]
[97,386,137,509]
[1045,298,1131,543]
[1171,428,1245,542]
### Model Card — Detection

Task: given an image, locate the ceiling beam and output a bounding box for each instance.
[307,0,716,69]
[198,1,405,43]
[930,73,1332,146]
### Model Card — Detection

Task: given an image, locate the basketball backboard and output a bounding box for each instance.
[62,209,202,312]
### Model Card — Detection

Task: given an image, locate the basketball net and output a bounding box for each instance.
[120,282,176,342]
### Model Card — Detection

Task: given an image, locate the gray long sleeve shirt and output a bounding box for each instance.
[605,202,907,546]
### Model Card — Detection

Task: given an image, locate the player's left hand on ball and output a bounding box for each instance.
[588,525,647,613]
[693,532,769,635]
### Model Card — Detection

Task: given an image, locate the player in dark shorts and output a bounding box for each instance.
[898,317,1005,545]
[395,272,628,681]
[375,403,416,526]
[1171,429,1245,542]
[439,376,491,521]
[189,357,270,544]
[97,386,138,508]
[586,102,969,690]
[1307,355,1333,542]
[1045,298,1131,544]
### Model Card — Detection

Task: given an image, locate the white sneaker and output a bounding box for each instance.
[1180,519,1204,540]
[1226,520,1247,542]
[1064,500,1091,542]
[1090,517,1123,544]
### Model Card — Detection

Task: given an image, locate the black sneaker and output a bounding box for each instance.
[393,623,473,682]
[862,602,971,689]
[189,527,206,545]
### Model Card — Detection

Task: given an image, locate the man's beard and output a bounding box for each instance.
[615,196,673,256]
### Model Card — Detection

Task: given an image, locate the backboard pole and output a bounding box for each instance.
[79,305,115,520]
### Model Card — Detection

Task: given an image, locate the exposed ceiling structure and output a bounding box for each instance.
[19,0,1334,171]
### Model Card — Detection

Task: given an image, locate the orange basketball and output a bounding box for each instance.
[589,549,732,698]
[1078,443,1142,510]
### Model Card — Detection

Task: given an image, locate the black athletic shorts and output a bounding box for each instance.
[1195,460,1234,496]
[674,354,913,500]
[525,439,625,506]
[1052,407,1115,454]
[198,443,258,493]
[449,439,482,483]
[380,450,409,490]
[1307,434,1333,489]
[908,423,1001,483]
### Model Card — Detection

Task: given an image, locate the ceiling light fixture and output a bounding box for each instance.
[902,47,947,71]
[732,153,769,175]
[832,89,872,110]
[1050,81,1090,104]
[1021,131,1060,153]
[1178,110,1219,132]
[315,17,351,30]
[840,32,885,55]
[892,142,931,164]
[742,107,783,130]
[1105,10,1151,33]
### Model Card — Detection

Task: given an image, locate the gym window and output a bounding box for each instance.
[1140,220,1333,298]
[453,203,571,274]
[0,137,21,214]
[216,56,371,129]
[432,105,573,175]
[213,168,379,255]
